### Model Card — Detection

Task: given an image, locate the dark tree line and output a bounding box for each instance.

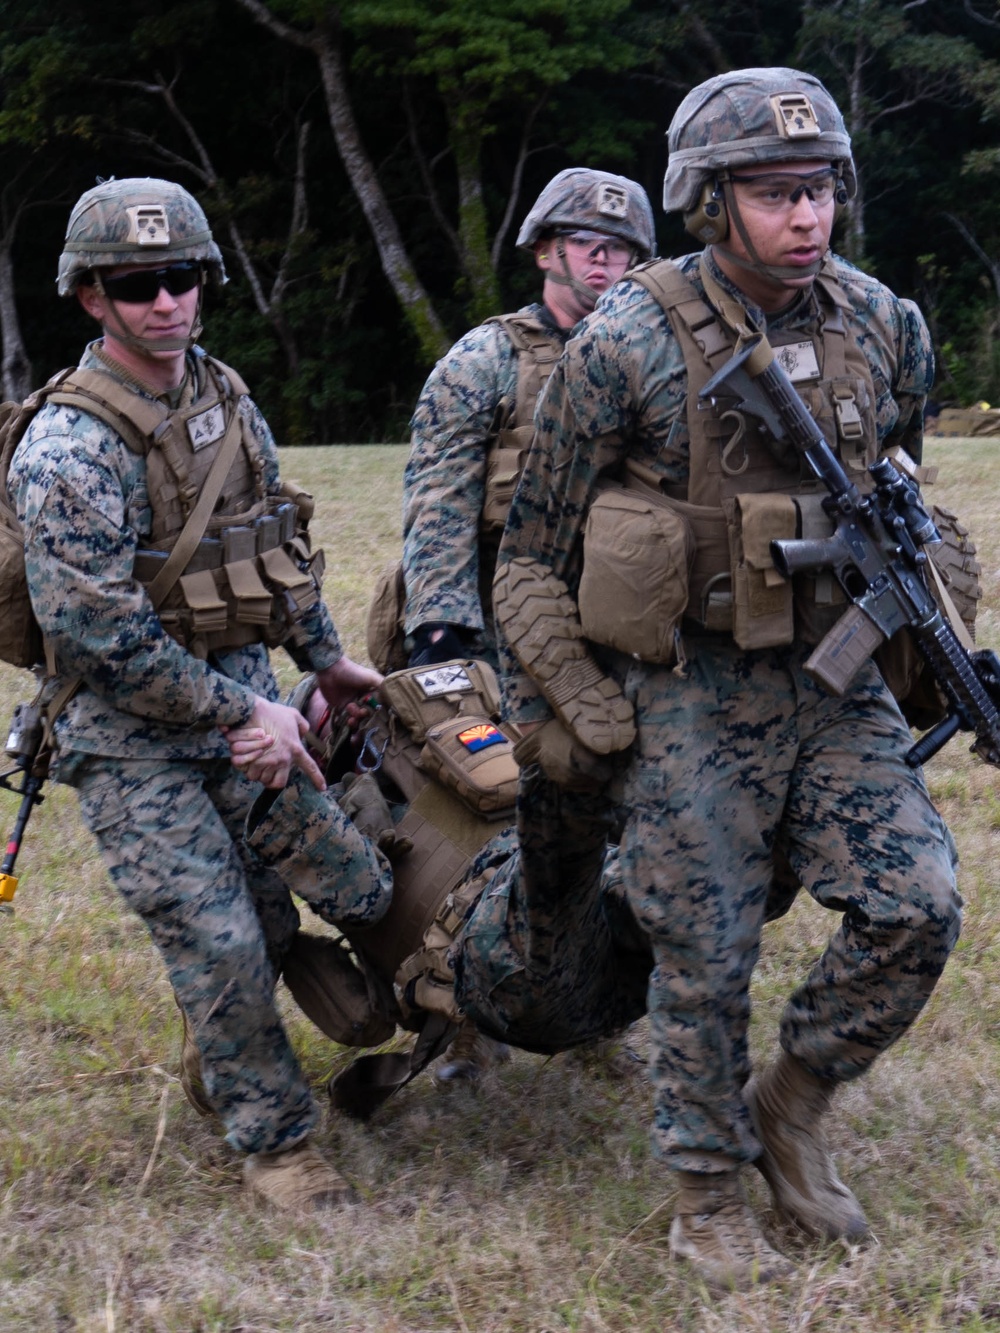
[0,0,998,441]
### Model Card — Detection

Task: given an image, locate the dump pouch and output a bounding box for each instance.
[727,492,796,650]
[376,659,501,742]
[365,559,409,675]
[419,716,518,818]
[578,483,695,665]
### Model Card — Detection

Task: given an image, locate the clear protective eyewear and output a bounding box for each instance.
[554,229,634,263]
[100,261,203,304]
[726,169,839,213]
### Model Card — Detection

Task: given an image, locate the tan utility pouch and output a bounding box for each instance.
[419,716,518,818]
[578,484,695,664]
[728,493,796,650]
[365,559,408,675]
[377,659,501,742]
[482,423,532,531]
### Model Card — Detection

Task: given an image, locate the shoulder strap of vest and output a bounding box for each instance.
[630,258,737,372]
[627,257,700,312]
[485,312,564,362]
[814,255,854,315]
[45,368,166,455]
[200,353,250,400]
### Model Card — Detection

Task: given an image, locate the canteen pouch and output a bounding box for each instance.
[728,492,796,650]
[577,484,695,664]
[419,716,518,818]
[377,659,502,742]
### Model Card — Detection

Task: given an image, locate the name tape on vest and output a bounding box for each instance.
[773,341,821,383]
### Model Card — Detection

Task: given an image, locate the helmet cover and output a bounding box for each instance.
[517,168,656,259]
[57,177,226,296]
[663,68,856,214]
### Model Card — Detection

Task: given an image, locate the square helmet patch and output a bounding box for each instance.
[597,183,628,220]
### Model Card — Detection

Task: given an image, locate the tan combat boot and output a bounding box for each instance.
[493,556,636,755]
[244,1138,356,1212]
[433,1016,511,1085]
[668,1169,795,1289]
[745,1050,869,1241]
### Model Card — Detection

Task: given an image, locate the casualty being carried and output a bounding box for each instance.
[238,656,653,1119]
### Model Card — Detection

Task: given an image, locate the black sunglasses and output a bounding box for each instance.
[100,262,202,304]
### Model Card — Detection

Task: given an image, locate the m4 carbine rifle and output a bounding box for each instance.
[699,334,1000,769]
[0,700,48,915]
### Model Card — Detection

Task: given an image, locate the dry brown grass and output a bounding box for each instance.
[2,439,1000,1331]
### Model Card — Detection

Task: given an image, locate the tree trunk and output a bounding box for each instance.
[313,29,450,363]
[843,31,867,266]
[448,107,502,325]
[0,239,32,401]
[233,0,450,364]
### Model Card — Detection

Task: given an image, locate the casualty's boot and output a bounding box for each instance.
[433,1016,511,1085]
[668,1169,795,1290]
[244,1137,356,1212]
[745,1050,869,1242]
[339,771,413,860]
[245,769,393,929]
[174,994,215,1119]
[493,556,636,755]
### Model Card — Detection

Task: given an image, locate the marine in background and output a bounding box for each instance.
[377,168,655,674]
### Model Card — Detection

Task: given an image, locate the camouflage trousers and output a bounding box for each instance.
[64,752,379,1155]
[454,767,652,1053]
[612,637,961,1173]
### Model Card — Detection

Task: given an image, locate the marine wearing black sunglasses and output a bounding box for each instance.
[97,261,202,304]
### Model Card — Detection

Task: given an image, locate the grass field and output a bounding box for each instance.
[2,439,1000,1332]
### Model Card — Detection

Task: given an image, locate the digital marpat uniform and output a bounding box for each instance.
[402,302,567,667]
[9,340,391,1157]
[496,246,961,1172]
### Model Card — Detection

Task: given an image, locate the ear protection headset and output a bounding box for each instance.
[684,180,728,244]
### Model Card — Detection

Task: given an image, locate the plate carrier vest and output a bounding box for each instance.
[41,352,322,659]
[624,255,882,646]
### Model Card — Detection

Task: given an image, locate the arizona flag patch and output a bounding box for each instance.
[457,723,505,753]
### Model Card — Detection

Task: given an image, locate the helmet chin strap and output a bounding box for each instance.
[544,239,600,312]
[92,272,203,354]
[714,180,825,285]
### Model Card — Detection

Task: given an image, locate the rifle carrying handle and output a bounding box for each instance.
[804,602,886,697]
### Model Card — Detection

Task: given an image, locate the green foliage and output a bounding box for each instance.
[0,0,997,435]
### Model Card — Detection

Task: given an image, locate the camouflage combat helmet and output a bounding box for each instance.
[663,68,854,286]
[663,68,855,215]
[57,177,226,298]
[517,168,656,260]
